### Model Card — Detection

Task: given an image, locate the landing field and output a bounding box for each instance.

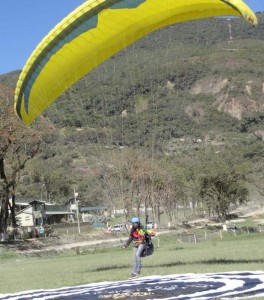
[1,230,264,297]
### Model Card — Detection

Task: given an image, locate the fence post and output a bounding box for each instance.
[204,230,207,240]
[194,233,197,244]
[220,230,223,239]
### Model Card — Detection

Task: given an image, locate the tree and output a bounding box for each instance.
[0,85,48,240]
[198,150,249,221]
[104,149,154,221]
[151,160,185,224]
[29,159,73,203]
[200,172,248,220]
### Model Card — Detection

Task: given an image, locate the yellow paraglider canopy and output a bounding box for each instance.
[14,0,257,125]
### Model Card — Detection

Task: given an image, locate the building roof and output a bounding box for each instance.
[29,200,46,205]
[45,211,74,215]
[45,204,69,212]
[80,206,108,212]
[16,206,33,215]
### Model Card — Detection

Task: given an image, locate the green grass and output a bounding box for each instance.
[1,232,264,295]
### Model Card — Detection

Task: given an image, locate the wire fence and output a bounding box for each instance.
[177,225,264,243]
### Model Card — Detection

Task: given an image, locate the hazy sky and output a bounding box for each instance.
[0,0,263,75]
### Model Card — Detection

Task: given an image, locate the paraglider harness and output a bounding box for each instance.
[140,233,154,257]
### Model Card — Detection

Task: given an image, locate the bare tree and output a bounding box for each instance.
[0,85,48,240]
[106,150,153,221]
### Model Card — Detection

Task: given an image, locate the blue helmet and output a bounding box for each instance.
[131,217,140,223]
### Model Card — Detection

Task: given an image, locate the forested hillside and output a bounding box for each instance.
[1,13,264,221]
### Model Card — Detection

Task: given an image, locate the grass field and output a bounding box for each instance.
[1,230,264,297]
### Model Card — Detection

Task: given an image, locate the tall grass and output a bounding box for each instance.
[1,232,264,294]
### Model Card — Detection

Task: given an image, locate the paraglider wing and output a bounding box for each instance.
[14,0,257,125]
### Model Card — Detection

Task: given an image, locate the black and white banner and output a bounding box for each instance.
[1,271,264,299]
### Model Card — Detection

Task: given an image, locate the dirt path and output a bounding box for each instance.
[41,230,169,251]
[0,230,171,256]
[28,236,127,253]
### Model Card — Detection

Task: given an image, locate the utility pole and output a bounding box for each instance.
[74,188,80,234]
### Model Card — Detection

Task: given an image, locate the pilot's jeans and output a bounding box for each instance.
[132,243,145,274]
